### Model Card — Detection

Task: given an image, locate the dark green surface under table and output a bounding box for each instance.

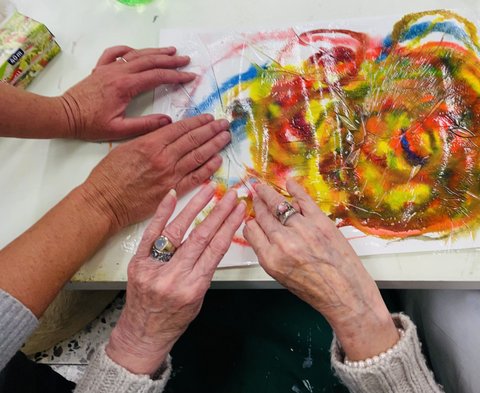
[167,289,401,393]
[166,289,350,393]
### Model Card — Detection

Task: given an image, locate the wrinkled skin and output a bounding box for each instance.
[106,185,246,375]
[244,179,399,360]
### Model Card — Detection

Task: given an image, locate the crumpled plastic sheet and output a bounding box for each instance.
[156,9,480,255]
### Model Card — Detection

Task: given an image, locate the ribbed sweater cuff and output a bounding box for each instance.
[0,289,38,371]
[331,313,443,393]
[74,344,172,393]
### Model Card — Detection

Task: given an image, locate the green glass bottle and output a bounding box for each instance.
[117,0,153,5]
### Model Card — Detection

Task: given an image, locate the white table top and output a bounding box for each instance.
[2,0,480,289]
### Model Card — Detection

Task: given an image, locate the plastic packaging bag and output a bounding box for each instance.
[0,1,60,87]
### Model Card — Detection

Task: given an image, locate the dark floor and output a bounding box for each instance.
[16,289,402,393]
[166,289,400,393]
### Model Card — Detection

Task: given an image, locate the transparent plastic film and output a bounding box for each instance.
[154,9,480,262]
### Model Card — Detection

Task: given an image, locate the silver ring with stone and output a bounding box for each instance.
[116,56,128,63]
[151,235,176,262]
[275,201,298,225]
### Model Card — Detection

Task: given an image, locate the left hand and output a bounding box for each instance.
[106,183,246,375]
[243,179,399,360]
[59,46,196,141]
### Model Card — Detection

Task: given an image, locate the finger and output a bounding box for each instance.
[130,68,196,95]
[175,189,238,267]
[252,195,284,240]
[122,47,177,62]
[174,131,230,174]
[285,178,322,217]
[136,189,177,258]
[96,45,132,66]
[125,54,191,73]
[162,182,217,247]
[255,183,302,226]
[169,119,230,158]
[176,155,223,196]
[243,219,271,262]
[193,201,246,276]
[155,114,215,146]
[109,114,172,140]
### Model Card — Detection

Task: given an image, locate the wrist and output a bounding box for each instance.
[56,92,83,139]
[331,303,399,361]
[106,314,172,376]
[73,181,122,236]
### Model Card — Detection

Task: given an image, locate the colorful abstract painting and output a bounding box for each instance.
[155,10,480,261]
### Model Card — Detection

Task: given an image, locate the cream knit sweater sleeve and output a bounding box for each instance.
[0,288,172,393]
[74,344,172,393]
[331,313,444,393]
[0,289,38,371]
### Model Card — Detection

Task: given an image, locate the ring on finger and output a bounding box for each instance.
[275,201,298,225]
[115,56,128,63]
[151,235,176,262]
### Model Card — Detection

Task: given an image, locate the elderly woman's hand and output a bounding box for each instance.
[80,113,231,232]
[243,179,399,361]
[59,46,195,141]
[106,183,245,375]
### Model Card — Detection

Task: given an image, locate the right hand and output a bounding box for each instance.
[244,179,399,360]
[81,114,231,232]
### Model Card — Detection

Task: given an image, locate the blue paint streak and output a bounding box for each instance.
[193,64,265,114]
[377,20,479,62]
[401,133,427,166]
[230,116,248,141]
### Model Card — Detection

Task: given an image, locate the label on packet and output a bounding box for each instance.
[0,11,61,88]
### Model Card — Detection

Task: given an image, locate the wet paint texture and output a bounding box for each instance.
[202,11,480,239]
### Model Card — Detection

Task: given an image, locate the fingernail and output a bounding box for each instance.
[204,113,214,122]
[187,72,197,78]
[220,131,231,142]
[159,117,172,126]
[225,189,238,200]
[236,200,247,214]
[203,180,217,192]
[219,119,230,129]
[212,154,223,164]
[168,189,177,197]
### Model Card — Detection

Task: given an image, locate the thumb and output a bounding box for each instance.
[111,114,172,140]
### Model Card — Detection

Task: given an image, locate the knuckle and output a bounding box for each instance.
[189,172,204,187]
[143,55,157,70]
[130,270,151,292]
[270,230,284,244]
[187,131,200,147]
[164,223,184,243]
[155,68,168,80]
[190,229,210,248]
[209,241,229,257]
[173,120,191,136]
[281,241,298,256]
[192,149,205,165]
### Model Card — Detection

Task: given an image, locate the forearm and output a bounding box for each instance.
[0,83,71,139]
[0,184,116,317]
[327,284,400,361]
